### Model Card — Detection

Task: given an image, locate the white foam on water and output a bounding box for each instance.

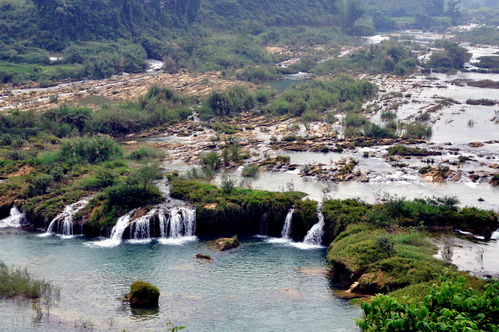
[0,206,25,228]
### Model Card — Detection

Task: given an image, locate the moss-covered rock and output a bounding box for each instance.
[129,281,160,308]
[353,257,445,294]
[214,236,240,251]
[325,223,479,298]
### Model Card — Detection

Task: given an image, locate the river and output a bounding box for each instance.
[0,229,359,331]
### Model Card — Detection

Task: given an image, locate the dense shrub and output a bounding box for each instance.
[105,180,162,212]
[236,66,278,82]
[127,147,165,161]
[403,123,432,139]
[427,41,471,72]
[200,86,267,119]
[364,123,396,138]
[242,164,259,177]
[0,86,191,140]
[315,41,419,75]
[267,77,376,118]
[357,278,499,331]
[58,136,122,165]
[28,173,54,197]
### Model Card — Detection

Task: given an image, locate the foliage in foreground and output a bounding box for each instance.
[357,277,499,331]
[0,261,58,301]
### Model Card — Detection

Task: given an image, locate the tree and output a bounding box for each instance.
[128,163,164,190]
[337,0,365,33]
[425,0,445,16]
[446,0,462,25]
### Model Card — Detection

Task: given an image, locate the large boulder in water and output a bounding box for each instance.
[214,236,240,251]
[129,281,160,308]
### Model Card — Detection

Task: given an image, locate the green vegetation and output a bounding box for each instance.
[475,56,499,71]
[0,261,58,301]
[358,277,499,331]
[129,281,160,308]
[242,164,260,178]
[127,146,165,161]
[316,41,419,76]
[266,77,376,120]
[171,179,304,210]
[466,99,497,106]
[403,123,432,139]
[199,87,270,119]
[426,41,471,73]
[170,179,306,237]
[323,196,497,311]
[0,62,85,84]
[387,145,439,156]
[457,26,499,46]
[0,86,190,139]
[0,0,488,84]
[0,115,165,230]
[363,123,396,138]
[235,66,279,83]
[57,136,123,165]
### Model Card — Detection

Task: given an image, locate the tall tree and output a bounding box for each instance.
[446,0,462,25]
[337,0,365,33]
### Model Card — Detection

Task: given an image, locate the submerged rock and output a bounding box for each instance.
[214,236,240,251]
[196,253,213,260]
[128,281,160,308]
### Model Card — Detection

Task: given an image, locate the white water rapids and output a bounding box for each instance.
[91,205,197,248]
[0,206,25,228]
[39,198,91,239]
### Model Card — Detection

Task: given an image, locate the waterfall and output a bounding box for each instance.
[303,204,325,246]
[0,206,25,228]
[91,205,197,247]
[40,198,90,238]
[281,209,294,239]
[159,207,197,245]
[288,203,325,249]
[266,208,294,244]
[91,210,136,248]
[129,209,155,244]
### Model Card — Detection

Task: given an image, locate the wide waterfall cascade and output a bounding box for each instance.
[158,206,197,245]
[0,206,25,228]
[40,198,91,238]
[128,209,155,244]
[92,203,197,247]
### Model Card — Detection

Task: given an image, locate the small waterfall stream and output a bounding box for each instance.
[281,209,294,239]
[92,210,136,247]
[0,206,25,228]
[267,208,294,244]
[303,204,325,246]
[288,203,325,249]
[40,198,91,238]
